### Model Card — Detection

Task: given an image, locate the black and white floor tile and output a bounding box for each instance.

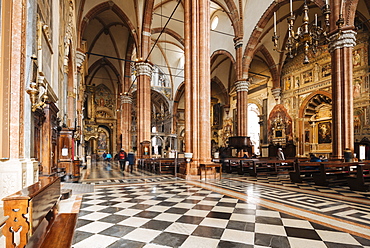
[72,178,370,248]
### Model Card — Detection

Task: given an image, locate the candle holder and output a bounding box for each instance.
[272,0,339,64]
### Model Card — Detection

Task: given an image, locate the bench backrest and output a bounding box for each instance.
[2,176,61,248]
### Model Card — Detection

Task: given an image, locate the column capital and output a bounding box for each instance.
[329,30,357,53]
[135,61,153,78]
[234,37,243,49]
[235,79,250,92]
[121,94,132,104]
[271,87,281,101]
[76,49,86,69]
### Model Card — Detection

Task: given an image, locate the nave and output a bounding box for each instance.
[59,163,370,248]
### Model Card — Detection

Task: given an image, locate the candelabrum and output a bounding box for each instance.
[272,0,333,64]
[27,81,48,112]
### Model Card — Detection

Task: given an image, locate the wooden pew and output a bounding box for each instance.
[246,158,295,176]
[289,161,322,183]
[152,158,184,174]
[346,162,370,191]
[313,161,352,186]
[2,176,78,248]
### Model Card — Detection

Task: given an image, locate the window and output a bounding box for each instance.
[211,15,219,30]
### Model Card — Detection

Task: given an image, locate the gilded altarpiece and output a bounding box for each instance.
[83,84,117,156]
[280,28,370,157]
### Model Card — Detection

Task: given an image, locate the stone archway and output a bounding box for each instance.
[298,92,332,157]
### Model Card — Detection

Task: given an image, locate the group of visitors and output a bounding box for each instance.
[102,149,136,173]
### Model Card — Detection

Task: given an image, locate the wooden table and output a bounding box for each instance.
[200,163,222,180]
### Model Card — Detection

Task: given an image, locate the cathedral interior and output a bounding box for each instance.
[1,0,370,247]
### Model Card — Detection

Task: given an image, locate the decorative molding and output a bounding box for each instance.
[271,87,281,100]
[121,95,132,104]
[143,31,151,37]
[234,38,243,49]
[76,50,86,69]
[235,80,250,92]
[135,62,153,78]
[329,30,357,53]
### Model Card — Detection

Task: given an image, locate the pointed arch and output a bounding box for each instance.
[79,1,138,49]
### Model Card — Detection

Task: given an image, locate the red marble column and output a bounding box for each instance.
[121,94,132,151]
[8,0,27,159]
[198,0,211,164]
[329,30,356,159]
[135,61,153,157]
[183,0,212,177]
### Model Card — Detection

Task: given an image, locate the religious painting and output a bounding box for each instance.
[305,130,310,143]
[213,103,221,127]
[321,63,331,78]
[365,75,370,93]
[95,84,115,110]
[353,49,361,67]
[318,121,331,144]
[98,130,108,150]
[285,77,291,90]
[353,77,362,99]
[302,70,312,84]
[295,76,300,88]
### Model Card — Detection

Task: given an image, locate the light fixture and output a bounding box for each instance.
[272,0,334,64]
[27,82,48,112]
[26,55,48,112]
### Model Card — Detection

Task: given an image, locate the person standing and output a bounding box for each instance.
[106,152,112,170]
[118,149,127,171]
[277,148,285,160]
[127,152,135,173]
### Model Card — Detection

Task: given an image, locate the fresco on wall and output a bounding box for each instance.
[95,84,115,110]
[302,70,312,84]
[353,49,361,68]
[353,77,362,98]
[321,63,331,78]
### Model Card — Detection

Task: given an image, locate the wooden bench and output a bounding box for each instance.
[2,176,78,248]
[289,161,322,183]
[313,161,352,186]
[222,158,243,174]
[245,158,295,176]
[346,162,370,191]
[156,159,176,174]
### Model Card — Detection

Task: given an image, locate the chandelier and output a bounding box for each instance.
[272,0,344,64]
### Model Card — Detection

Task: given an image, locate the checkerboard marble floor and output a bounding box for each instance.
[72,177,370,248]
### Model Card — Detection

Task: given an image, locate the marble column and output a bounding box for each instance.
[135,61,153,157]
[329,30,356,159]
[76,49,86,160]
[236,80,250,137]
[183,0,212,178]
[121,94,132,151]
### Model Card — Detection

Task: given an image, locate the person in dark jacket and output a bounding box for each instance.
[310,153,321,162]
[127,152,135,173]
